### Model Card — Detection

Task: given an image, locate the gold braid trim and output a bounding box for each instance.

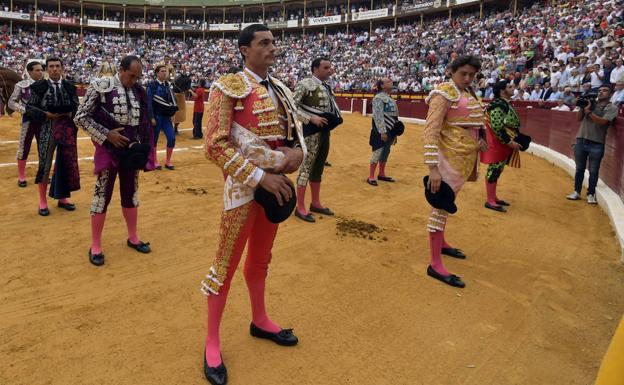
[425,82,461,104]
[211,73,252,99]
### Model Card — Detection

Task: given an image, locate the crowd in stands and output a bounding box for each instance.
[0,0,623,109]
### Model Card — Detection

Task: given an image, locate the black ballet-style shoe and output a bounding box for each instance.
[441,247,466,259]
[250,323,299,346]
[203,351,227,385]
[127,240,151,254]
[155,165,162,170]
[377,176,395,182]
[324,161,332,167]
[309,205,334,216]
[495,199,510,206]
[89,249,105,266]
[426,265,465,288]
[38,207,50,216]
[18,180,27,188]
[484,202,506,212]
[165,164,175,170]
[58,201,76,211]
[295,210,315,223]
[367,178,378,186]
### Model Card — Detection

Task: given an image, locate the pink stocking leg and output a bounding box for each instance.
[165,147,173,166]
[296,185,308,215]
[429,231,450,276]
[122,207,140,244]
[368,163,377,180]
[17,159,27,182]
[485,178,498,206]
[378,162,387,178]
[90,213,106,254]
[38,183,48,209]
[310,182,323,209]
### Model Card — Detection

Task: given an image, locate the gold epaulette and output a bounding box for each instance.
[211,73,252,99]
[425,82,461,104]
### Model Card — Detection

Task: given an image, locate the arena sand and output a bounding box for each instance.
[1,111,623,385]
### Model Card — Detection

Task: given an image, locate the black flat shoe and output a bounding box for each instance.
[441,247,466,259]
[155,165,162,170]
[295,210,315,223]
[309,205,334,216]
[495,200,510,206]
[377,176,395,182]
[250,323,299,346]
[203,351,227,385]
[324,161,332,167]
[484,202,506,212]
[89,249,105,266]
[426,265,465,288]
[58,201,76,211]
[38,207,50,216]
[18,180,27,188]
[367,178,378,186]
[165,164,175,170]
[127,240,151,253]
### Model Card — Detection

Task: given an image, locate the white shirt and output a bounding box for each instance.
[590,71,604,88]
[551,71,562,87]
[245,67,279,110]
[551,104,571,111]
[610,66,624,84]
[611,89,624,105]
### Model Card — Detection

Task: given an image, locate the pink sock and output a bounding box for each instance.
[122,207,140,244]
[442,235,453,249]
[429,231,450,276]
[17,159,26,182]
[165,147,173,166]
[205,291,228,367]
[59,198,71,205]
[485,179,498,205]
[368,163,377,180]
[38,183,48,209]
[152,147,160,167]
[378,162,387,177]
[245,276,281,333]
[310,182,323,209]
[91,213,106,254]
[296,185,308,215]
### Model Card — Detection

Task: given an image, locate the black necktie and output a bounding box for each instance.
[259,80,269,89]
[53,82,62,103]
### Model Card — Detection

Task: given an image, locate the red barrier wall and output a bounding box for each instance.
[336,96,624,200]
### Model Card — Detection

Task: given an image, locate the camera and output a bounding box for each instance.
[576,93,597,111]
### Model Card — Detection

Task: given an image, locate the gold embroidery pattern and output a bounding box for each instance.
[427,208,448,232]
[200,202,252,296]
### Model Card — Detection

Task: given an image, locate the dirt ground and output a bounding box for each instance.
[1,109,623,385]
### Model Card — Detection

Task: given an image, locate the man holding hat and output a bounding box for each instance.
[74,55,155,266]
[200,24,305,385]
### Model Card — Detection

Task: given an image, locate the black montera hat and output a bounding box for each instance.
[254,182,297,224]
[423,176,457,214]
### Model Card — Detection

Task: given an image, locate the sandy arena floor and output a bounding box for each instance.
[1,110,623,385]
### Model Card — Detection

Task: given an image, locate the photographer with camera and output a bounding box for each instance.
[566,86,618,204]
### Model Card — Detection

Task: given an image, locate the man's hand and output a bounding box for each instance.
[427,166,442,194]
[107,127,130,148]
[508,141,522,151]
[381,133,389,142]
[259,173,294,207]
[272,147,304,174]
[478,138,488,152]
[310,115,328,128]
[584,105,592,115]
[151,118,157,126]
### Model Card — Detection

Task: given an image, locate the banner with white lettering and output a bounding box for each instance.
[308,15,342,26]
[0,11,30,20]
[87,19,120,28]
[287,19,298,28]
[209,23,240,31]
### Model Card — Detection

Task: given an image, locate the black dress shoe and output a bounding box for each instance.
[58,201,76,211]
[484,202,506,212]
[426,265,465,288]
[367,178,378,186]
[250,323,298,346]
[127,240,151,253]
[18,180,27,188]
[495,199,510,206]
[165,164,175,170]
[377,176,395,182]
[89,249,105,266]
[441,247,466,259]
[309,205,334,216]
[203,351,227,385]
[294,210,315,223]
[155,165,162,170]
[38,207,50,216]
[324,161,332,167]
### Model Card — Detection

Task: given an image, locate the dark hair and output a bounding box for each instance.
[375,79,385,92]
[46,57,63,67]
[493,79,510,98]
[311,57,330,72]
[120,55,141,71]
[26,61,42,72]
[449,55,481,73]
[227,66,241,74]
[154,64,167,74]
[599,85,613,94]
[238,24,270,62]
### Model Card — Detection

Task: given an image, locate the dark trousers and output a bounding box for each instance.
[193,112,203,138]
[573,138,605,195]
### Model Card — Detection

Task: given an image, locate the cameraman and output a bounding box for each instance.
[566,86,618,204]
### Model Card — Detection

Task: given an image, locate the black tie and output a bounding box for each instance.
[259,80,269,89]
[53,82,62,103]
